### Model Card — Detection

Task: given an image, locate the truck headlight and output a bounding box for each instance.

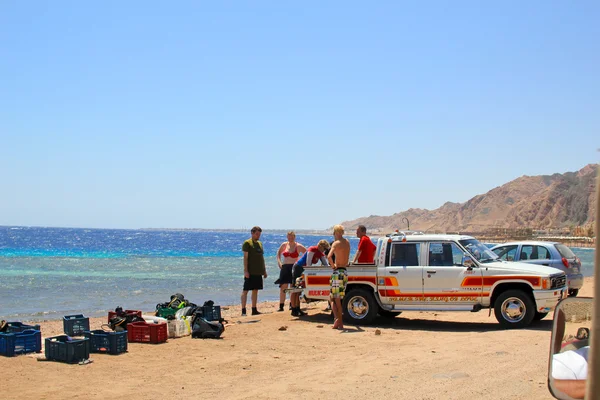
[541,277,550,289]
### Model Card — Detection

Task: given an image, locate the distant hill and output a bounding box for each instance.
[340,164,597,233]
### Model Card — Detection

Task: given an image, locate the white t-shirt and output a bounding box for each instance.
[552,346,590,380]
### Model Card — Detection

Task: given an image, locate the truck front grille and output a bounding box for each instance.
[551,274,567,289]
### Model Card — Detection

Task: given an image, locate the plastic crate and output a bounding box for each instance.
[6,322,41,333]
[0,330,42,357]
[167,319,191,338]
[198,305,221,321]
[156,307,177,319]
[84,330,128,355]
[63,314,90,336]
[45,335,90,363]
[127,321,168,344]
[107,309,142,323]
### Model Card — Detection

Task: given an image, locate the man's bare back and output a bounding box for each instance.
[330,238,350,268]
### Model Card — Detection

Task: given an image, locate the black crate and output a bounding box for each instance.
[63,314,90,336]
[45,335,90,363]
[6,322,41,333]
[84,330,128,355]
[198,305,221,321]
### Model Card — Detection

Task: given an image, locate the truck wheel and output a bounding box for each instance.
[533,311,548,321]
[378,309,401,318]
[568,289,579,297]
[493,289,536,329]
[342,289,378,325]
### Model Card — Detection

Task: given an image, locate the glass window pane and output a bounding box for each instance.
[493,245,518,261]
[390,243,420,266]
[538,246,551,259]
[521,245,534,260]
[429,242,463,267]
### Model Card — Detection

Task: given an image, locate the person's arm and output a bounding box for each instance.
[328,242,337,269]
[243,252,249,278]
[276,242,285,268]
[553,379,586,399]
[261,242,267,278]
[554,309,566,354]
[354,237,366,264]
[320,255,329,266]
[305,251,315,266]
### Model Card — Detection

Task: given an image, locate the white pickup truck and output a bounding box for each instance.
[302,232,568,328]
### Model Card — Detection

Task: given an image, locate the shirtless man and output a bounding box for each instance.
[327,224,350,330]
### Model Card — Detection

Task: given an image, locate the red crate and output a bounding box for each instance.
[107,309,142,323]
[127,322,167,344]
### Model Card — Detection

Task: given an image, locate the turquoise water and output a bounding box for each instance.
[0,226,595,321]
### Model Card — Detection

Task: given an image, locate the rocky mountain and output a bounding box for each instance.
[340,164,597,233]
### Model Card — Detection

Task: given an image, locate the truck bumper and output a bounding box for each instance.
[534,287,567,313]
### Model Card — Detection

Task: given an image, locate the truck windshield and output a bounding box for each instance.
[459,239,499,263]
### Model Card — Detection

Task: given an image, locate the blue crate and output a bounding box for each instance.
[84,330,128,355]
[45,335,90,363]
[199,305,221,321]
[63,314,90,336]
[6,322,41,333]
[0,330,42,357]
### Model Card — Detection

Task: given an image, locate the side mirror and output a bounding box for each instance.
[548,297,593,399]
[462,254,474,268]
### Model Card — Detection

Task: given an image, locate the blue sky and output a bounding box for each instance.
[1,1,598,230]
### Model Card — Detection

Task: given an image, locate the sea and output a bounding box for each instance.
[0,226,595,321]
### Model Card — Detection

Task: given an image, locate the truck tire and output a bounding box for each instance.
[533,311,548,321]
[568,289,579,297]
[378,309,401,318]
[342,289,378,325]
[493,289,536,329]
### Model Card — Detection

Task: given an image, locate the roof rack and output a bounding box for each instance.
[386,230,424,237]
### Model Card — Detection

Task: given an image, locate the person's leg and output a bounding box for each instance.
[241,290,248,316]
[296,293,306,316]
[292,292,298,307]
[330,271,342,328]
[279,284,288,311]
[290,292,299,316]
[251,289,258,308]
[331,296,339,328]
[333,298,343,329]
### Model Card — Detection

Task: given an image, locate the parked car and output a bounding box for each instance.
[490,241,583,297]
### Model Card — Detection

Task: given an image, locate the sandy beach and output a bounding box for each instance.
[1,277,594,400]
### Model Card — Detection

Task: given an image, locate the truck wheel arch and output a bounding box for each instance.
[342,286,378,325]
[490,282,534,308]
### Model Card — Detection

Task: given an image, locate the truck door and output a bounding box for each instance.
[378,241,423,304]
[423,241,483,306]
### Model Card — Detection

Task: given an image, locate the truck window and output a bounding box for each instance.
[390,243,420,266]
[493,245,518,261]
[428,242,463,267]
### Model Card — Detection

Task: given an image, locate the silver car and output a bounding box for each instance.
[490,241,583,297]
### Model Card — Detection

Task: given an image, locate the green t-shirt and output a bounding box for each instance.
[242,239,266,275]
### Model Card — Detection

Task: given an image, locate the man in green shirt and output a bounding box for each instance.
[241,226,267,316]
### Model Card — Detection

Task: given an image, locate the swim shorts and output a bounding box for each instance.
[291,263,304,286]
[243,274,264,291]
[330,268,348,299]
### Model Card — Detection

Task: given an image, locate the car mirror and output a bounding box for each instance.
[548,297,593,399]
[462,254,474,268]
